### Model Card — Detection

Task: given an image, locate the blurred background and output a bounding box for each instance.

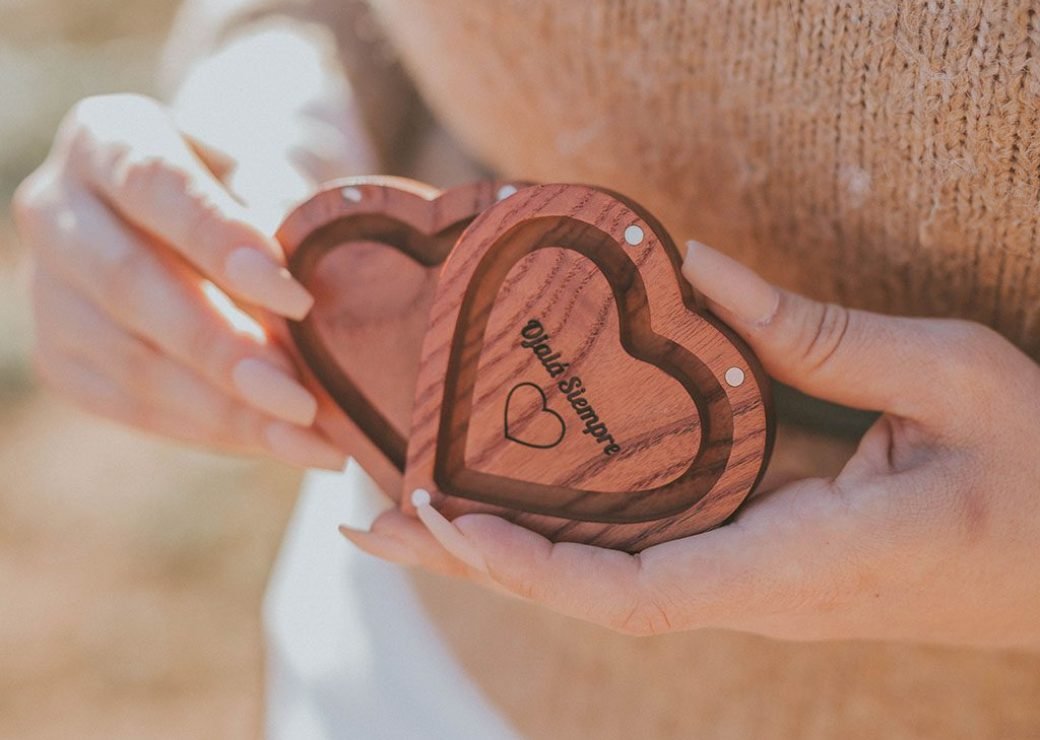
[0,1,299,736]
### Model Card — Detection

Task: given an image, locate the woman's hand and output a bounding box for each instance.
[343,240,1040,649]
[13,93,345,469]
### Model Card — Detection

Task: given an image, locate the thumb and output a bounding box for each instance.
[682,240,947,420]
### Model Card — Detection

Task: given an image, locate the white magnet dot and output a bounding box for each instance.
[411,488,432,508]
[341,186,363,203]
[725,367,746,387]
[496,184,518,201]
[624,224,644,246]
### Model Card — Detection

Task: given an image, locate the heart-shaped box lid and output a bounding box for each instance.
[403,184,774,550]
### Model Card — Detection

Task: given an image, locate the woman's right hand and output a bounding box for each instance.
[12,93,346,470]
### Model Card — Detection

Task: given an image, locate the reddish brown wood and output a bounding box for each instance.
[403,184,774,550]
[277,177,527,496]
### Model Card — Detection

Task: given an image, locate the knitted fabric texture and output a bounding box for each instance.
[372,0,1040,359]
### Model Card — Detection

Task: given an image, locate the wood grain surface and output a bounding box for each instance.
[404,184,774,550]
[277,176,525,496]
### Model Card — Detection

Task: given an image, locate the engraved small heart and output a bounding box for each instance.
[277,177,526,495]
[503,382,567,450]
[404,184,774,550]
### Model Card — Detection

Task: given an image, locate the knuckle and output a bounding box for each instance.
[504,575,537,602]
[797,300,853,373]
[66,94,116,131]
[60,98,100,146]
[609,603,660,637]
[116,152,191,202]
[43,96,165,188]
[63,94,180,195]
[66,93,158,137]
[66,97,102,129]
[181,191,227,249]
[609,592,673,637]
[63,95,139,157]
[10,170,58,243]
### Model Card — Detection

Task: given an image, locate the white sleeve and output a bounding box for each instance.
[263,461,519,740]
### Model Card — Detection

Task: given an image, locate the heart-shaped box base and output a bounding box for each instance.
[403,184,774,551]
[278,177,527,496]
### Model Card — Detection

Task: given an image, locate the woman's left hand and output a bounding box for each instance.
[341,241,1040,650]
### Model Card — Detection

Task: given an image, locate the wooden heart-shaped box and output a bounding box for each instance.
[277,177,526,496]
[403,184,774,551]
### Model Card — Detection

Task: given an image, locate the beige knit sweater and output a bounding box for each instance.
[370,0,1040,359]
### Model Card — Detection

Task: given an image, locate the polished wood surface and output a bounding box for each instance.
[278,176,524,496]
[404,184,773,550]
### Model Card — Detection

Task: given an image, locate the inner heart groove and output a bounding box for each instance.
[288,214,468,471]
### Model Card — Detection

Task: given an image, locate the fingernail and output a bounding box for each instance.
[264,421,347,470]
[682,240,779,326]
[233,358,317,425]
[338,524,419,566]
[411,489,489,574]
[224,247,314,320]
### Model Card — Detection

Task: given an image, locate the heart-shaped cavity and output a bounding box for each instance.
[404,184,774,550]
[277,177,526,496]
[465,247,703,495]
